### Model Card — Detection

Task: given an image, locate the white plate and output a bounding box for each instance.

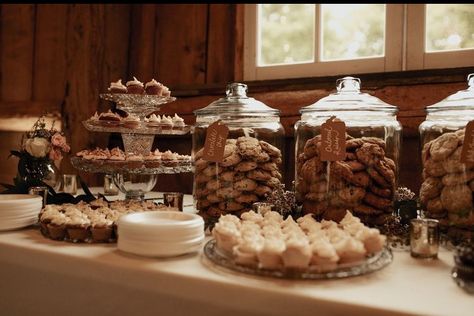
[117,211,204,241]
[118,211,204,230]
[118,228,204,243]
[119,234,205,246]
[118,236,204,257]
[0,206,42,219]
[0,216,38,231]
[0,194,43,205]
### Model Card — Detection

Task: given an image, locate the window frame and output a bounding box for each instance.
[244,4,474,81]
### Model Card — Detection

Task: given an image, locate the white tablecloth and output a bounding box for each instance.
[0,194,473,316]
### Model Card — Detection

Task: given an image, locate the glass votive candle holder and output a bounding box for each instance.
[103,174,119,196]
[28,186,48,207]
[252,202,274,215]
[62,174,77,195]
[410,218,440,259]
[163,192,184,211]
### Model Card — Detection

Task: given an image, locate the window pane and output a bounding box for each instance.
[426,4,474,52]
[258,4,315,66]
[321,4,385,61]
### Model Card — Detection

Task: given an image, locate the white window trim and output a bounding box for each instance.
[406,4,474,70]
[244,4,474,81]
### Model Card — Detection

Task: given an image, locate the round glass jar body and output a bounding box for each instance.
[192,83,285,226]
[294,77,402,225]
[419,74,474,243]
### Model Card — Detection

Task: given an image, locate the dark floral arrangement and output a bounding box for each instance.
[0,116,96,205]
[380,187,418,250]
[264,182,301,219]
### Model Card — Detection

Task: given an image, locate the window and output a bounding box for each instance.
[244,4,474,81]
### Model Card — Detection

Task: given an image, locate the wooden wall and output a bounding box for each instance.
[0,3,473,196]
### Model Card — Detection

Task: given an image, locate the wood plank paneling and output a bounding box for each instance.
[0,4,35,101]
[206,4,235,84]
[101,4,131,112]
[154,4,208,85]
[33,4,68,102]
[128,4,156,81]
[233,4,245,82]
[63,4,107,182]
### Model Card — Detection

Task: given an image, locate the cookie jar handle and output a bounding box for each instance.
[336,77,361,93]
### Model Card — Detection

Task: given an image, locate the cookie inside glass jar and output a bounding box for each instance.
[192,83,285,228]
[297,134,397,225]
[419,74,474,245]
[294,77,402,226]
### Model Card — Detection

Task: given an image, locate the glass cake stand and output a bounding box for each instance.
[99,93,176,119]
[71,93,192,200]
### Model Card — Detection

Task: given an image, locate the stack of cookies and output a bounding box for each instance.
[296,135,396,225]
[420,128,474,230]
[194,136,283,222]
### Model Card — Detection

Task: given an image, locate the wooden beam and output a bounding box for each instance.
[0,101,61,118]
[169,66,474,97]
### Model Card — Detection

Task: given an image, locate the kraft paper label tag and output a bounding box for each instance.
[461,121,474,163]
[203,120,229,163]
[320,116,346,161]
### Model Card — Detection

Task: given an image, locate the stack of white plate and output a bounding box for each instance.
[0,194,43,231]
[117,211,205,257]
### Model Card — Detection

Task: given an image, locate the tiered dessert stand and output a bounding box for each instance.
[71,93,194,200]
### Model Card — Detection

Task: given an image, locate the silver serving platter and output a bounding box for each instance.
[203,239,393,280]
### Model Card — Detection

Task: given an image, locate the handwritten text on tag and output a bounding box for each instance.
[320,117,346,161]
[202,121,229,163]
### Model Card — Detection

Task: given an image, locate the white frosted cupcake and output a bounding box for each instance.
[257,237,286,270]
[355,227,386,254]
[172,113,185,131]
[145,114,161,128]
[281,237,311,269]
[332,237,366,264]
[310,240,340,271]
[233,236,264,267]
[212,221,241,254]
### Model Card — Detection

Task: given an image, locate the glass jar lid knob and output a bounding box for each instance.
[336,76,361,93]
[226,83,248,98]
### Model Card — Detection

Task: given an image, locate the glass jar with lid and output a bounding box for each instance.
[193,83,285,226]
[419,73,474,243]
[294,76,402,225]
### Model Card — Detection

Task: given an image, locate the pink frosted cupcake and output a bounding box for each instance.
[126,76,145,94]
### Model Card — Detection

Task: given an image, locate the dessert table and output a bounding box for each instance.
[0,193,473,316]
